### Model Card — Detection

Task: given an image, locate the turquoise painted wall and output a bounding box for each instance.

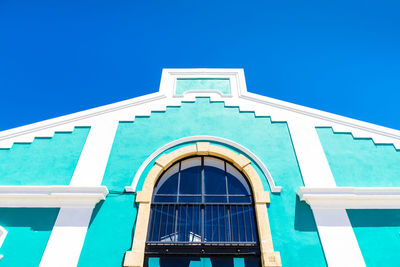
[0,208,59,267]
[316,127,400,186]
[0,127,90,185]
[176,78,231,95]
[80,98,326,266]
[347,209,400,267]
[78,194,137,267]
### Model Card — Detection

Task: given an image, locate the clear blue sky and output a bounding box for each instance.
[1,0,399,131]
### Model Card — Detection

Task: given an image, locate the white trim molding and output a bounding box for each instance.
[124,135,282,193]
[298,187,400,209]
[0,69,399,149]
[0,226,7,248]
[0,186,108,208]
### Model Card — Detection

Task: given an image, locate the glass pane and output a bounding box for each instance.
[159,205,177,242]
[177,205,202,242]
[228,196,251,204]
[226,163,251,195]
[154,164,179,194]
[247,206,257,242]
[204,157,227,195]
[185,205,201,242]
[176,205,187,242]
[204,196,227,203]
[205,205,223,242]
[231,205,248,242]
[179,196,201,203]
[179,157,202,194]
[148,205,160,241]
[242,206,252,242]
[215,205,230,242]
[153,196,177,203]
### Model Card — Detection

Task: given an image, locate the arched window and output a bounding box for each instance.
[146,156,259,257]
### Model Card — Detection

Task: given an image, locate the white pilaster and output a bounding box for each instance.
[288,119,365,267]
[70,121,119,186]
[313,209,365,267]
[39,208,93,267]
[40,120,119,267]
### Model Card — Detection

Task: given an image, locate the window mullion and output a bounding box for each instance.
[177,161,181,203]
[201,156,205,242]
[225,161,229,203]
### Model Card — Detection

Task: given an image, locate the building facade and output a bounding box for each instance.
[0,69,399,267]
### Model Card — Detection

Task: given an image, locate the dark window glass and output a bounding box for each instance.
[179,157,202,195]
[148,156,259,261]
[204,196,227,203]
[179,196,201,203]
[154,164,179,195]
[153,195,177,203]
[204,157,227,195]
[228,196,251,204]
[226,164,250,195]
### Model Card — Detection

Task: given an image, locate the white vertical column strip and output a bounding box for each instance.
[39,208,93,267]
[40,120,119,267]
[69,121,119,186]
[288,119,365,267]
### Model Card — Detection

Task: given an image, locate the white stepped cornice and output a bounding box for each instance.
[0,68,399,149]
[0,186,108,208]
[298,187,400,209]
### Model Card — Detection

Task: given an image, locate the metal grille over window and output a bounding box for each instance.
[146,156,259,256]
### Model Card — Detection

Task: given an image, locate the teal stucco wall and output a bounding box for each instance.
[0,127,90,185]
[79,98,326,266]
[0,208,59,267]
[347,209,400,267]
[316,127,400,186]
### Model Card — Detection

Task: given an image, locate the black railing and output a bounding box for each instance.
[146,156,260,256]
[147,203,257,245]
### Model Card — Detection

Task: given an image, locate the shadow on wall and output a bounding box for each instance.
[347,210,400,227]
[294,196,318,232]
[88,199,105,227]
[0,208,59,231]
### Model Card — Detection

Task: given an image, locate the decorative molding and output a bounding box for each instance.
[0,93,168,148]
[124,142,281,267]
[125,135,282,193]
[240,92,400,147]
[298,187,400,209]
[0,69,399,149]
[0,186,108,208]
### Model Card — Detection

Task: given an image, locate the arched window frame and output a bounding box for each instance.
[124,142,281,267]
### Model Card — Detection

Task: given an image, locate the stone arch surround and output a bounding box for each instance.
[124,142,282,267]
